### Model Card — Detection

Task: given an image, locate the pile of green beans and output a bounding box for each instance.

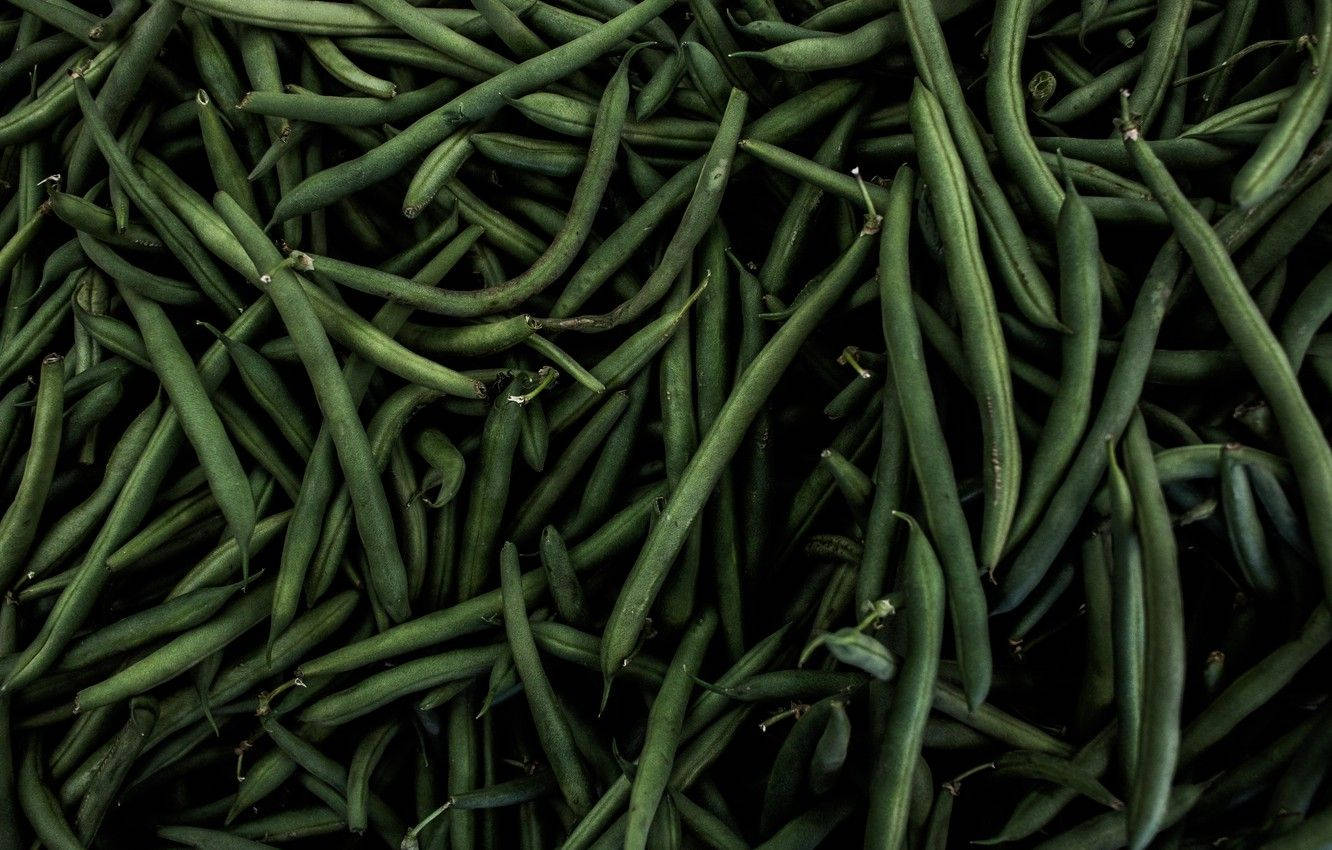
[3,0,1332,846]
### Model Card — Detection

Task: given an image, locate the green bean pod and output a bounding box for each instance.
[909,80,1021,575]
[0,352,62,588]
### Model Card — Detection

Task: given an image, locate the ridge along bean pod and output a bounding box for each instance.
[865,513,945,850]
[268,0,677,224]
[878,162,993,710]
[499,541,596,814]
[0,352,62,589]
[1232,0,1332,207]
[597,193,882,698]
[909,79,1021,578]
[213,193,413,625]
[899,0,1061,330]
[1121,100,1332,615]
[1008,167,1102,550]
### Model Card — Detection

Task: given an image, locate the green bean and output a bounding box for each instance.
[1106,441,1145,779]
[910,80,1021,575]
[1232,0,1332,206]
[147,591,358,749]
[0,32,79,90]
[977,724,1117,844]
[456,377,524,600]
[472,132,585,176]
[74,698,156,842]
[302,384,444,604]
[1119,412,1184,850]
[1220,443,1283,597]
[48,188,165,253]
[1034,784,1204,850]
[241,79,458,128]
[117,284,255,567]
[877,164,991,708]
[0,43,121,148]
[60,583,241,672]
[198,321,314,458]
[1126,0,1192,132]
[563,369,648,537]
[865,513,944,850]
[0,352,61,588]
[759,105,861,295]
[73,76,243,316]
[76,231,199,306]
[637,45,686,121]
[1009,170,1101,549]
[197,90,259,224]
[303,34,397,98]
[158,826,277,850]
[17,740,82,850]
[1039,16,1220,125]
[599,186,879,697]
[989,0,1063,226]
[413,428,467,508]
[554,88,746,331]
[513,391,629,540]
[500,541,596,814]
[626,609,717,850]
